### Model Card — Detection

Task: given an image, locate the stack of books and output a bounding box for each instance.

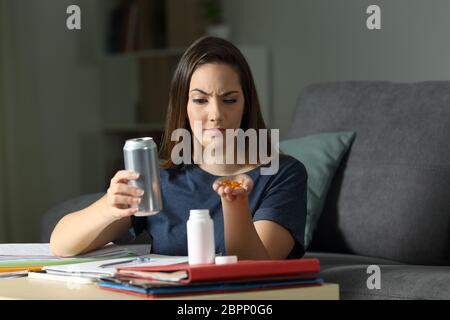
[1,243,326,299]
[96,258,322,299]
[0,243,150,276]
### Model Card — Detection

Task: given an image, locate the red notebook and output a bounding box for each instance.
[117,258,320,284]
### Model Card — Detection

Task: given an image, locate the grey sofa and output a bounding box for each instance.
[296,81,450,299]
[41,81,450,299]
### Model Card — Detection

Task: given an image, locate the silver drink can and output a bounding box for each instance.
[123,137,163,216]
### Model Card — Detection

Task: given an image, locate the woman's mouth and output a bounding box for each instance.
[204,128,226,136]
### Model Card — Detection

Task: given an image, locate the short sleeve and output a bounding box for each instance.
[112,215,148,245]
[130,215,147,239]
[253,158,308,258]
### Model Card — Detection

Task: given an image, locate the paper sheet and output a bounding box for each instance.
[0,243,150,262]
[43,254,188,278]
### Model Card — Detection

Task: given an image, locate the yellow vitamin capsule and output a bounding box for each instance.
[220,180,243,188]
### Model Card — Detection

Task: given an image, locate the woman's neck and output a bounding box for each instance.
[193,142,259,176]
[198,162,258,177]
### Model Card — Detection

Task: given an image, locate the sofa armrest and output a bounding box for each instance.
[40,193,105,242]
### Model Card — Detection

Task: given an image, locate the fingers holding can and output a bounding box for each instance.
[110,170,140,185]
[108,183,144,197]
[105,170,144,218]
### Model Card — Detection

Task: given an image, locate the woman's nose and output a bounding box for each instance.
[208,99,224,122]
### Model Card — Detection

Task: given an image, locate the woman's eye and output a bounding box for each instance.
[224,99,237,104]
[192,98,207,104]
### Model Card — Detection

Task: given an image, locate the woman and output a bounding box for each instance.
[50,36,307,260]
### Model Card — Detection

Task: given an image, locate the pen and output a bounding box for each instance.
[99,257,151,268]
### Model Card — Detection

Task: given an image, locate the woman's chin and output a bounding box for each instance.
[202,135,224,145]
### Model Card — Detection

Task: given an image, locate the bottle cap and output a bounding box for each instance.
[189,209,210,219]
[215,255,238,265]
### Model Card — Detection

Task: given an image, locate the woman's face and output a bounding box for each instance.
[187,63,245,148]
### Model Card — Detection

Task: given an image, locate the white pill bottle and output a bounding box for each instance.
[187,209,215,265]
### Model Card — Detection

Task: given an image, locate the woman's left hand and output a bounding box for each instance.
[212,174,254,202]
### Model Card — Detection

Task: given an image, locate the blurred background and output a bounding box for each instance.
[1,0,450,243]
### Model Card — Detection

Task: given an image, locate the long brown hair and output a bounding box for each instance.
[159,36,270,169]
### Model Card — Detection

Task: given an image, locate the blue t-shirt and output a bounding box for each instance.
[130,154,307,259]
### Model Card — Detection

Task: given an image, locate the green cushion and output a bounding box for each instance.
[279,131,356,249]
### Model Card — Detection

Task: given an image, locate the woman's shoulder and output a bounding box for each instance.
[254,153,307,186]
[276,154,307,178]
[256,154,307,192]
[279,153,304,167]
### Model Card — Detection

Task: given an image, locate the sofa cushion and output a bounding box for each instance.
[280,132,356,249]
[319,264,450,300]
[304,251,402,270]
[289,81,450,265]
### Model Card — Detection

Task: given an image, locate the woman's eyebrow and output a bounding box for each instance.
[190,89,210,95]
[221,91,239,96]
[190,89,239,96]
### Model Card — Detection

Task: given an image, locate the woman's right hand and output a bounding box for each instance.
[104,170,144,221]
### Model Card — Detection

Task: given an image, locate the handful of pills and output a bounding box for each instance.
[218,180,243,189]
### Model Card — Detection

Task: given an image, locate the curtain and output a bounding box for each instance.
[0,0,11,242]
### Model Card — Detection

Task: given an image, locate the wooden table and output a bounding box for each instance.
[0,277,339,300]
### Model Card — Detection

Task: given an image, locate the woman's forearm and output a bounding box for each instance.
[49,196,130,257]
[221,196,270,260]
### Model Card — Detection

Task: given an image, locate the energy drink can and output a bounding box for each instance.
[123,137,163,216]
